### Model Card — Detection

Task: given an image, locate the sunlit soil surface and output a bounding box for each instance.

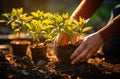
[0,44,120,79]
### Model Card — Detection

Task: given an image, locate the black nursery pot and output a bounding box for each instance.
[30,45,47,64]
[102,37,120,64]
[11,40,31,57]
[55,44,78,65]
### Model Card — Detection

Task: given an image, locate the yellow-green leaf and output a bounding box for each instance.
[65,19,72,25]
[25,23,31,29]
[42,19,53,24]
[31,12,39,18]
[67,26,72,31]
[22,16,33,21]
[44,12,52,18]
[82,26,92,32]
[2,13,10,18]
[72,19,78,25]
[0,20,5,23]
[17,8,23,15]
[12,8,17,16]
[62,13,69,19]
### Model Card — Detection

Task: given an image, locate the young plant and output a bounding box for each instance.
[52,13,92,46]
[0,8,33,39]
[26,10,56,47]
[51,14,92,64]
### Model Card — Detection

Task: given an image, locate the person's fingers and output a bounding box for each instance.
[71,47,89,64]
[77,47,91,62]
[70,42,86,60]
[85,50,94,60]
[85,47,98,59]
[70,32,104,64]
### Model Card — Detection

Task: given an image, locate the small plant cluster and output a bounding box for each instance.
[0,8,33,39]
[0,8,92,46]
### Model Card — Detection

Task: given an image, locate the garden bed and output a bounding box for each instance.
[0,44,120,79]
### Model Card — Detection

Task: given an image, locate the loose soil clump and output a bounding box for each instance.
[0,49,120,79]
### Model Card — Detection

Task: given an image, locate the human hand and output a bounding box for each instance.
[70,32,104,64]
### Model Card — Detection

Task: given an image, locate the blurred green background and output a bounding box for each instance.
[0,0,120,34]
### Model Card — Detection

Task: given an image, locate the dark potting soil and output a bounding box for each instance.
[0,49,120,79]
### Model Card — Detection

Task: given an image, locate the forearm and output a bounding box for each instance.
[71,0,104,20]
[98,14,120,42]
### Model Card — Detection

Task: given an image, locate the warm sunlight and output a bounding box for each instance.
[0,0,120,79]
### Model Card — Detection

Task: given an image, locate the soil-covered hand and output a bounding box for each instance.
[70,32,104,64]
